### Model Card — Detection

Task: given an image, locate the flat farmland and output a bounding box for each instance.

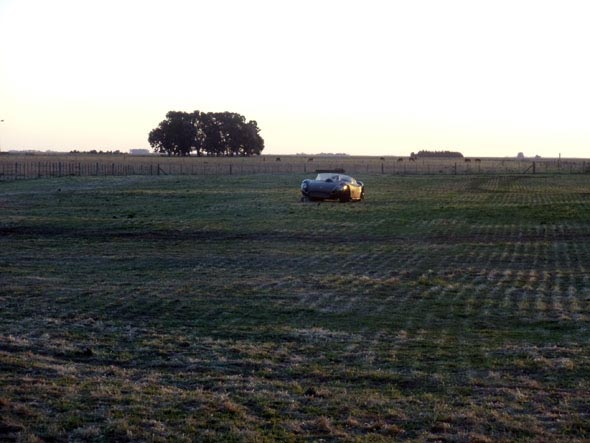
[1,174,590,442]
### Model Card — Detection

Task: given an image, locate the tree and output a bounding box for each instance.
[148,110,264,156]
[148,111,198,156]
[241,119,264,156]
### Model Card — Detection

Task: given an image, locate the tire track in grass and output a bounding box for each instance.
[566,285,582,321]
[419,283,441,328]
[433,276,468,332]
[550,270,567,321]
[578,265,590,322]
[565,246,586,320]
[525,269,540,296]
[503,285,521,319]
[398,286,430,332]
[475,271,496,322]
[498,269,516,311]
[446,270,473,327]
[480,268,507,318]
[532,270,550,321]
[380,272,417,319]
[562,268,579,321]
[515,269,533,315]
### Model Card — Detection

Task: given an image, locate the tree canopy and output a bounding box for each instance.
[148,111,264,156]
[410,150,464,159]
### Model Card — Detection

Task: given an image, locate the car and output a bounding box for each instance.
[301,172,364,202]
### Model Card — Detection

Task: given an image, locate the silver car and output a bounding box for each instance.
[301,172,364,202]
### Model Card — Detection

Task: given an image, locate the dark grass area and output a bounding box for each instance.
[1,174,590,442]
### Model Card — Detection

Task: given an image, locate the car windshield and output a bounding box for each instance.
[315,173,356,184]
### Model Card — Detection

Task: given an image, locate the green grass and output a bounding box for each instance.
[1,174,590,442]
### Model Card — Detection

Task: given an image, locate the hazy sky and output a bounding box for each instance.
[1,0,589,157]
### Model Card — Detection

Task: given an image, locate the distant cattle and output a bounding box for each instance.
[308,157,314,162]
[397,158,404,162]
[465,158,471,163]
[276,157,281,162]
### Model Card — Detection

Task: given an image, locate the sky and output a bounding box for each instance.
[1,0,589,157]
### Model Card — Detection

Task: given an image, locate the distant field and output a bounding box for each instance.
[1,153,590,179]
[1,174,590,441]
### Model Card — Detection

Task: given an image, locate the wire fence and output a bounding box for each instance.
[1,155,589,181]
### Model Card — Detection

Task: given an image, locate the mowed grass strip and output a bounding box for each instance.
[1,174,590,442]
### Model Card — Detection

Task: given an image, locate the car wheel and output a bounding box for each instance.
[339,189,351,203]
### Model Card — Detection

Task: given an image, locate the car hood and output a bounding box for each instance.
[306,180,343,190]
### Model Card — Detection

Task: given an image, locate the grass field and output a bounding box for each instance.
[1,173,590,442]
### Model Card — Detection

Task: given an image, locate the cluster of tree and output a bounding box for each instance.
[295,152,350,157]
[410,150,464,159]
[148,111,264,157]
[69,150,124,155]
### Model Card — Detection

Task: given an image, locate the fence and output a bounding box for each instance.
[1,155,589,181]
[0,159,309,180]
